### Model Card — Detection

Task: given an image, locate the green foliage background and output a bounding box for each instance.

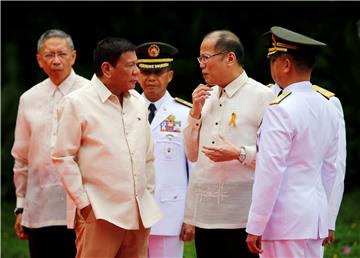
[1,2,360,254]
[1,1,360,257]
[3,1,359,199]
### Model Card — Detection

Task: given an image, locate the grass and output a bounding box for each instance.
[322,190,360,258]
[2,190,359,258]
[1,201,29,258]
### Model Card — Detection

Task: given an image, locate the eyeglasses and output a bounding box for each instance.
[42,52,70,60]
[197,51,228,64]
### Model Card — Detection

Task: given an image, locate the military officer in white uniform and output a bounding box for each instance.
[136,42,195,258]
[267,81,347,252]
[246,26,339,258]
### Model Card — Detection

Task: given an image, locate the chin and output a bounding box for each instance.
[203,76,210,84]
[129,83,137,89]
[204,79,213,86]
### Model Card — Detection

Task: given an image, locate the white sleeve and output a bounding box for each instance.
[183,114,201,162]
[11,96,29,208]
[328,97,347,230]
[51,97,90,210]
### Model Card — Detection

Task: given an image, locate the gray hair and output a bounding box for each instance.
[37,29,75,52]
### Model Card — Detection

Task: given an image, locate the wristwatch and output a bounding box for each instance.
[14,207,24,215]
[239,146,246,163]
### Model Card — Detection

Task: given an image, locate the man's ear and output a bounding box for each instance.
[36,53,43,68]
[70,50,77,66]
[227,52,236,64]
[167,70,174,84]
[101,62,112,78]
[283,57,292,73]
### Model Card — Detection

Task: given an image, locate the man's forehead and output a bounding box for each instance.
[200,39,217,51]
[42,38,70,49]
[120,51,137,60]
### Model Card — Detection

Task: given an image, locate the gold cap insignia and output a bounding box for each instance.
[148,44,160,57]
[268,35,298,57]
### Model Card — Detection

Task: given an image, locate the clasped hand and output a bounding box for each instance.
[202,134,240,162]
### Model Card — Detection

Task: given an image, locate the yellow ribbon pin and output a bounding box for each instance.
[228,112,236,127]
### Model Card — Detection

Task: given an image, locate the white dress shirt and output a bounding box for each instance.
[51,74,162,229]
[12,70,89,228]
[246,81,339,240]
[183,71,275,229]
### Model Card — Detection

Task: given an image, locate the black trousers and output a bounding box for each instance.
[24,226,76,258]
[195,227,259,258]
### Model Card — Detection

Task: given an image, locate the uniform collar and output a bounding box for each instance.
[220,70,248,98]
[143,91,172,110]
[274,83,282,96]
[283,81,312,93]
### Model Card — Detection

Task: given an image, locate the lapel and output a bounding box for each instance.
[151,94,173,131]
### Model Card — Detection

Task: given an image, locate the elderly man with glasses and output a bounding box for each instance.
[183,30,275,258]
[11,29,89,258]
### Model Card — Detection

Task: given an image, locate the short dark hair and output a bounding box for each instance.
[93,37,136,77]
[204,30,245,66]
[287,49,317,71]
[272,49,317,72]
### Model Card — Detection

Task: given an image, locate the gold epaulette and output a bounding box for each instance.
[266,83,275,88]
[269,91,292,105]
[174,97,193,108]
[312,85,335,99]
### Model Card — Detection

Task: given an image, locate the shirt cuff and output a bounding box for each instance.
[16,197,25,208]
[74,192,91,210]
[188,114,202,127]
[242,145,256,167]
[328,212,337,230]
[246,211,268,236]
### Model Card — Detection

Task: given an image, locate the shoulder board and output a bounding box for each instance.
[174,97,193,108]
[269,91,292,105]
[266,83,274,88]
[312,85,335,99]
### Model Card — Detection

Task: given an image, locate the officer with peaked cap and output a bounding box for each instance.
[137,42,178,70]
[136,42,195,258]
[266,26,326,56]
[264,27,347,257]
[246,26,340,258]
